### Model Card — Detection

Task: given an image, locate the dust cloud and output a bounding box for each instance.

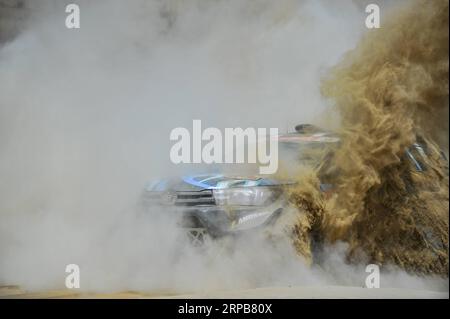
[289,0,449,279]
[0,0,447,294]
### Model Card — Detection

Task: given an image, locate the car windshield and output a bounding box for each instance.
[279,141,334,169]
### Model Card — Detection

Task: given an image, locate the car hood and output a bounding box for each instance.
[144,173,294,192]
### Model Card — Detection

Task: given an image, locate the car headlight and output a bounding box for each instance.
[213,187,276,206]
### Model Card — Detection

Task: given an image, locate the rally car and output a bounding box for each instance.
[139,124,447,246]
[139,124,340,246]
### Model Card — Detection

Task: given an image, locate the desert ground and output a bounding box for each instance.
[1,285,447,299]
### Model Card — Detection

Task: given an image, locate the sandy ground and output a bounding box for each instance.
[1,285,447,299]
